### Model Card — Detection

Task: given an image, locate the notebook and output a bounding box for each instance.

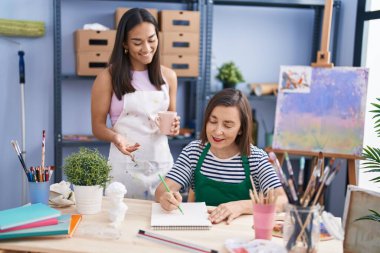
[151,202,212,230]
[0,203,61,230]
[0,214,82,240]
[0,218,58,233]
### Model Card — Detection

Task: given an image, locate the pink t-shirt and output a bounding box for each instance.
[109,70,166,125]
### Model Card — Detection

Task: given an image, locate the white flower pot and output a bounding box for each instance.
[73,185,103,214]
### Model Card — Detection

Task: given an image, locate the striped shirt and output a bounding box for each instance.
[166,140,281,192]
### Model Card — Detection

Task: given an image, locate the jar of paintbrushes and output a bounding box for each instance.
[268,151,341,253]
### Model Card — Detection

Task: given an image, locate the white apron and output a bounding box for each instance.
[108,84,173,200]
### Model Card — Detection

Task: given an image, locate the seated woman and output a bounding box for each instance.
[155,88,287,224]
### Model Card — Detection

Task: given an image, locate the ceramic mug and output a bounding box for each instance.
[155,111,177,135]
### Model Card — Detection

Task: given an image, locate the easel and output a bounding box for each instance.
[268,149,359,186]
[272,0,360,186]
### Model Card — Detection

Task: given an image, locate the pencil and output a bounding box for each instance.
[41,130,46,171]
[158,174,184,215]
[137,229,218,253]
[249,176,260,203]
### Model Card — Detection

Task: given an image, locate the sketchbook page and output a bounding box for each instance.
[151,202,212,227]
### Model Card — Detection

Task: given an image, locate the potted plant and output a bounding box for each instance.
[357,98,380,223]
[64,148,112,214]
[216,61,245,89]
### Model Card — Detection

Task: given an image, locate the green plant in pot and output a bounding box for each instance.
[216,61,245,89]
[356,99,380,223]
[64,148,112,215]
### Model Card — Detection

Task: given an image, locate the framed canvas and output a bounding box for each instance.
[273,66,368,156]
[342,185,380,253]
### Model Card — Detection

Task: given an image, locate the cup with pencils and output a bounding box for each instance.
[11,130,54,205]
[249,178,277,240]
[28,165,55,205]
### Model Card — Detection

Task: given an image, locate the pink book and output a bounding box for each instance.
[0,218,58,233]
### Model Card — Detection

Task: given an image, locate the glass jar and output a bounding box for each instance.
[283,204,320,253]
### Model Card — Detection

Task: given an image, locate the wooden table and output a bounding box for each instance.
[0,198,343,253]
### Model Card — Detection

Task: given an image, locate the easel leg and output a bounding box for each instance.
[347,159,357,185]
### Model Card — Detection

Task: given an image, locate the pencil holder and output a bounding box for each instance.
[253,203,276,240]
[29,181,50,205]
[283,204,320,253]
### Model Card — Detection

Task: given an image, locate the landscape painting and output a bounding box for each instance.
[273,66,368,156]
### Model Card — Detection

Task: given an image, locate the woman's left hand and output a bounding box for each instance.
[169,116,181,136]
[208,202,243,225]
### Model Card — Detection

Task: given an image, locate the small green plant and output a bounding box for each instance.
[64,148,112,188]
[357,99,380,223]
[216,61,245,89]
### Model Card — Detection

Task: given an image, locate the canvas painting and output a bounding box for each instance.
[273,66,368,156]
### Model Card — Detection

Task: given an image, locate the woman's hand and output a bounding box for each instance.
[169,116,181,136]
[159,191,183,211]
[208,202,244,225]
[112,133,140,158]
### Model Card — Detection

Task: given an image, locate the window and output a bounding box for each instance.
[354,0,380,191]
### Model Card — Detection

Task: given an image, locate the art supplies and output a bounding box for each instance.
[41,130,46,170]
[10,140,29,178]
[11,133,54,183]
[297,157,305,195]
[0,214,81,240]
[151,202,211,230]
[158,174,184,214]
[137,229,218,253]
[249,187,277,240]
[0,203,61,230]
[225,238,286,253]
[267,151,342,252]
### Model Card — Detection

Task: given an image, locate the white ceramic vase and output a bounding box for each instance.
[73,185,103,214]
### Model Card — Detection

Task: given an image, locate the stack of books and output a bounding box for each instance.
[0,203,81,240]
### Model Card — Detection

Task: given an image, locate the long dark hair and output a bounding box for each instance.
[109,8,164,100]
[200,88,253,156]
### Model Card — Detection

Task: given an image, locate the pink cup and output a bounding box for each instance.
[155,111,177,135]
[253,203,276,240]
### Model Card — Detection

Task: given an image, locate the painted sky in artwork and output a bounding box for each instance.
[273,66,368,156]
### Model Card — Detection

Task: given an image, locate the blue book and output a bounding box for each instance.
[0,203,61,230]
[0,214,76,240]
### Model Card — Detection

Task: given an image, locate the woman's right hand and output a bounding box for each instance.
[159,191,182,212]
[112,133,140,158]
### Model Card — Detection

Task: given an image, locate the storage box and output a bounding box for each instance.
[160,10,200,32]
[161,54,198,77]
[115,8,158,28]
[159,32,199,55]
[75,30,116,52]
[76,51,111,76]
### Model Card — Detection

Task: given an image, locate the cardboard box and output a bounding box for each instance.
[76,51,111,76]
[159,32,199,55]
[160,10,200,32]
[161,54,198,77]
[75,30,116,52]
[115,8,158,29]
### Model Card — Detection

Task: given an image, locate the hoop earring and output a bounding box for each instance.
[124,48,128,54]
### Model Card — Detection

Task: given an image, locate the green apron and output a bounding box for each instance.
[194,143,252,206]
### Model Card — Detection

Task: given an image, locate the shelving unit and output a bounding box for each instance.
[53,0,204,182]
[201,0,341,149]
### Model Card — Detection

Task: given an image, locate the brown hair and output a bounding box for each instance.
[200,88,253,156]
[109,8,164,100]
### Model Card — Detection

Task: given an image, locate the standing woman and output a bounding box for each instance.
[91,8,180,200]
